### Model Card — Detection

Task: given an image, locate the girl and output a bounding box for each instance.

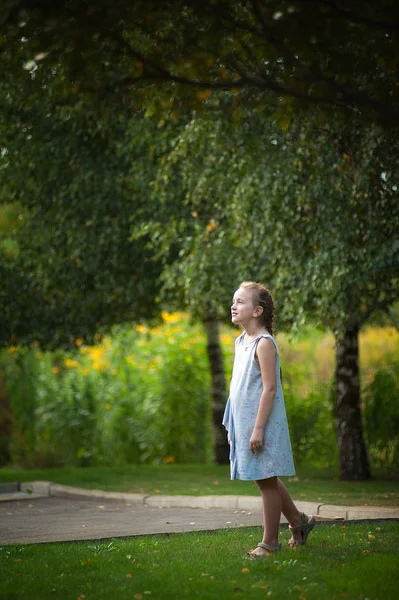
[223,281,316,557]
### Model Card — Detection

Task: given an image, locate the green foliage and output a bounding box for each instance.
[283,365,337,469]
[0,61,186,347]
[363,364,399,470]
[5,349,39,466]
[1,1,399,126]
[2,322,398,470]
[146,111,399,336]
[3,316,212,467]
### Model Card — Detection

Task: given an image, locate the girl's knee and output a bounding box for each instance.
[256,476,278,489]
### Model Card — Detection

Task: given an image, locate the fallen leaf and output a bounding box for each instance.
[241,568,250,573]
[126,573,132,578]
[134,595,143,600]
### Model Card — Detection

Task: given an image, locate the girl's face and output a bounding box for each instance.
[231,287,257,326]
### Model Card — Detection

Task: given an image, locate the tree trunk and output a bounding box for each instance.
[203,316,229,464]
[335,325,371,480]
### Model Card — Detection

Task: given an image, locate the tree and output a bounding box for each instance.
[132,116,275,463]
[139,109,399,479]
[0,60,183,348]
[1,1,399,126]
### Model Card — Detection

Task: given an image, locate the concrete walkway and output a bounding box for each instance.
[1,481,398,546]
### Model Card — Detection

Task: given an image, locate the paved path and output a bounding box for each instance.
[0,481,398,546]
[0,496,266,545]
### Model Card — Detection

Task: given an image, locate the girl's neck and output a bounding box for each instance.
[243,323,268,338]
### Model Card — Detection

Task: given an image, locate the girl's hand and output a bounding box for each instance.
[249,428,264,454]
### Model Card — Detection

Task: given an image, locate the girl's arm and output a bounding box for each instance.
[249,338,277,454]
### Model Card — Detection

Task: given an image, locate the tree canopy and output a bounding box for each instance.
[1,1,399,126]
[137,109,399,335]
[0,64,184,348]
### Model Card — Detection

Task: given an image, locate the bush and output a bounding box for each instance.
[282,363,338,469]
[3,314,212,467]
[363,364,399,470]
[1,321,398,470]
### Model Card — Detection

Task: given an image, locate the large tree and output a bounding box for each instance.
[139,109,399,479]
[0,60,184,348]
[1,1,398,126]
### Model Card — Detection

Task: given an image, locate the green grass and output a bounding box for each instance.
[1,464,398,506]
[1,522,398,600]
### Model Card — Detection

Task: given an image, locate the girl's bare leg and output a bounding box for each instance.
[250,476,282,556]
[277,478,305,544]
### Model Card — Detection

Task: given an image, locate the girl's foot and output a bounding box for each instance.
[288,513,316,547]
[247,542,281,558]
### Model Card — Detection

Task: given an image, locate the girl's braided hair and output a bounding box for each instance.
[240,281,275,335]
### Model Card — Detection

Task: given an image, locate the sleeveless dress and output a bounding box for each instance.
[222,332,295,480]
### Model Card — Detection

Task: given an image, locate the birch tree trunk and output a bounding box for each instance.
[335,325,371,480]
[203,316,229,464]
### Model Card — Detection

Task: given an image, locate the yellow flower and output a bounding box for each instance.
[220,333,234,345]
[163,456,176,463]
[206,219,217,232]
[75,338,83,347]
[65,359,79,368]
[9,345,18,352]
[93,361,107,371]
[105,403,111,410]
[135,324,148,334]
[161,312,180,324]
[52,367,60,374]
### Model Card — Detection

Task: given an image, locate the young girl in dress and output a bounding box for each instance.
[223,281,316,557]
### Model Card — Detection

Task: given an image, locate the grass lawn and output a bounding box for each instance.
[1,464,398,507]
[1,522,398,600]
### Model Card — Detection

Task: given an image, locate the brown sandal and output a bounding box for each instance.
[247,542,282,558]
[288,513,316,547]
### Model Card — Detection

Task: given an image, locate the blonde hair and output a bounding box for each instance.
[240,281,275,335]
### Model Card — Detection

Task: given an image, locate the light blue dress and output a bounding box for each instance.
[222,332,295,480]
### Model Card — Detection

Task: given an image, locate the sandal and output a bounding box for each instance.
[247,542,282,558]
[288,513,316,547]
